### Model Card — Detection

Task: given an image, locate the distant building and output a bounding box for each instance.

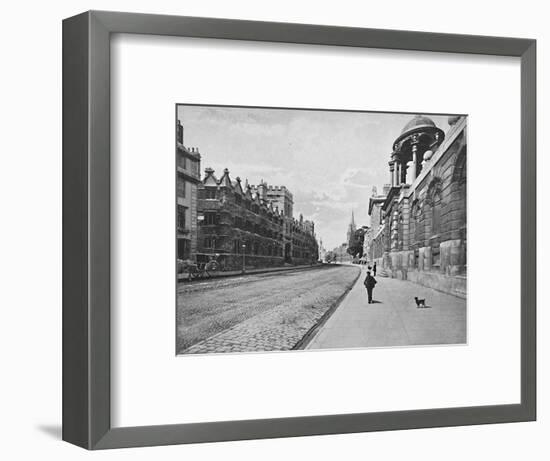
[291,213,317,263]
[254,182,293,217]
[364,185,390,264]
[318,238,327,262]
[251,183,294,263]
[369,115,467,297]
[176,120,201,261]
[333,242,352,264]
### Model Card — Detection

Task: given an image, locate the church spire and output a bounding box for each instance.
[347,209,357,245]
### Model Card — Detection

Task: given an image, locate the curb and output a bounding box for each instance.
[293,266,361,350]
[178,263,337,283]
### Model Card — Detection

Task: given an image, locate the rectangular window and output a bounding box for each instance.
[204,238,214,249]
[177,123,183,144]
[178,154,187,169]
[205,189,217,199]
[432,246,441,268]
[204,213,217,225]
[177,205,187,230]
[177,179,186,197]
[177,239,190,259]
[432,202,442,236]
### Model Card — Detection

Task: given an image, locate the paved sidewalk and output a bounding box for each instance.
[306,267,466,349]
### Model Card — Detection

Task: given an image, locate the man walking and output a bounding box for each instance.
[373,262,377,276]
[364,270,377,304]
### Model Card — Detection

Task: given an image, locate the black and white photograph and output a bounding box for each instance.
[176,105,467,355]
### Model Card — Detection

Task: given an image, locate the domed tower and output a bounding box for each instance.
[389,115,445,186]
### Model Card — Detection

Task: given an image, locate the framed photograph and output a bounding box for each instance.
[175,105,467,355]
[63,10,536,449]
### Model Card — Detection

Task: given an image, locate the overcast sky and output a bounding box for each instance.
[177,105,452,250]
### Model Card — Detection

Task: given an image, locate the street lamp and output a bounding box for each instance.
[241,244,246,274]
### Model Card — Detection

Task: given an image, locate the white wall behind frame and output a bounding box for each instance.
[111,33,521,427]
[2,0,548,460]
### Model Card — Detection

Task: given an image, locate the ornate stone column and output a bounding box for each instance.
[397,162,402,185]
[391,209,399,251]
[411,144,418,183]
[401,198,410,252]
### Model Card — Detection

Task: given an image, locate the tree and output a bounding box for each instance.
[347,228,365,259]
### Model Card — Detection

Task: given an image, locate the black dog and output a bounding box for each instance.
[414,297,426,308]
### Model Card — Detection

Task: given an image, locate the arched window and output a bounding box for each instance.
[452,146,467,231]
[426,177,443,270]
[410,200,421,267]
[426,177,443,237]
[432,197,442,236]
[452,145,467,273]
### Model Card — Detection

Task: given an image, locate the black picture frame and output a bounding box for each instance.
[62,10,536,449]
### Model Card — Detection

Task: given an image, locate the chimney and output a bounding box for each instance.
[257,179,267,201]
[176,120,183,144]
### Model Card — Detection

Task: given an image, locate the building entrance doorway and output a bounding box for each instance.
[284,243,292,263]
[178,239,190,260]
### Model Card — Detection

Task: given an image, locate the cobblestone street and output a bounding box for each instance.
[177,265,360,354]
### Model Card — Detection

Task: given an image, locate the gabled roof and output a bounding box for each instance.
[232,176,244,195]
[218,168,233,188]
[203,167,218,186]
[244,182,253,200]
[253,193,262,206]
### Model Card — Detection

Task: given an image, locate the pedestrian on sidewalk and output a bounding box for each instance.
[373,262,377,276]
[363,271,377,304]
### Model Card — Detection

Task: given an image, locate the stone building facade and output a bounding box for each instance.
[195,169,318,270]
[364,185,390,266]
[290,213,317,263]
[176,120,201,261]
[318,238,327,262]
[368,115,467,298]
[250,184,295,263]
